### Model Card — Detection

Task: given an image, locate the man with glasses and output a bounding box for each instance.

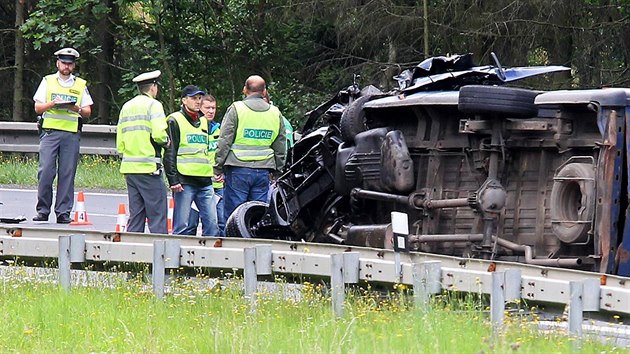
[32,47,93,224]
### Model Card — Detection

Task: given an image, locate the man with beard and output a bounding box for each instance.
[32,47,93,223]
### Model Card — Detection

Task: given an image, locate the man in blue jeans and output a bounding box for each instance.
[164,85,219,236]
[185,94,225,235]
[214,75,287,228]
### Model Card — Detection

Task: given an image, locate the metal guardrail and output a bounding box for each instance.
[0,122,117,155]
[1,225,629,332]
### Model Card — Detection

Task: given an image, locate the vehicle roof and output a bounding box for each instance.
[364,88,630,109]
[535,88,630,106]
[364,91,459,109]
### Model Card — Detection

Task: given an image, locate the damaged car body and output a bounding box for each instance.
[225,53,630,276]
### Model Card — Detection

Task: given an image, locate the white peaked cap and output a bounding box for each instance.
[54,48,80,63]
[132,70,162,84]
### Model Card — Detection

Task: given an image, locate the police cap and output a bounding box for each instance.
[132,70,161,86]
[54,48,80,63]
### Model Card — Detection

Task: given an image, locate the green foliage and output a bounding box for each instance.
[21,0,98,50]
[10,0,630,124]
[0,271,620,352]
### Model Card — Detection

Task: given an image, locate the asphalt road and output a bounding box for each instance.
[0,187,128,232]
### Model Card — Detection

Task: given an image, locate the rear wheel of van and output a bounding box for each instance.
[550,163,595,244]
[458,85,540,118]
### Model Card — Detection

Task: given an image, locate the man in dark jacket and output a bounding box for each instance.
[164,85,219,236]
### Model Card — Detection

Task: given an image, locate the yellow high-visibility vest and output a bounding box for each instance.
[41,74,86,132]
[116,94,168,174]
[171,112,213,177]
[232,101,280,162]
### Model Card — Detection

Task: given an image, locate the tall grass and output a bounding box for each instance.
[0,153,125,190]
[0,270,620,353]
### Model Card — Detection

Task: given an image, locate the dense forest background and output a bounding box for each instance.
[1,0,629,128]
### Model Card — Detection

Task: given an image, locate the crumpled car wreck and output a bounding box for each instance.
[225,53,630,276]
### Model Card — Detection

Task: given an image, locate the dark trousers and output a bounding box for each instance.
[36,129,80,218]
[125,174,167,234]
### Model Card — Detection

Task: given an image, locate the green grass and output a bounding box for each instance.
[0,153,125,190]
[0,270,620,353]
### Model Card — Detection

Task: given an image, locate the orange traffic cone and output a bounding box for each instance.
[70,191,92,225]
[115,203,127,232]
[167,197,174,234]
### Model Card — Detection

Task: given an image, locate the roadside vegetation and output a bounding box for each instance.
[0,153,125,190]
[0,267,620,353]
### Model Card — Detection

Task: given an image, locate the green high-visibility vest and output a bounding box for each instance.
[208,123,224,188]
[41,74,86,132]
[116,94,168,174]
[283,116,294,149]
[232,101,280,162]
[172,112,213,177]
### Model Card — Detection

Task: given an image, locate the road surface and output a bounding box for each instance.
[0,187,128,232]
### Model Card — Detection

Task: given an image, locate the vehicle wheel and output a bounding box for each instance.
[224,201,268,238]
[340,95,374,143]
[550,163,595,244]
[458,85,540,118]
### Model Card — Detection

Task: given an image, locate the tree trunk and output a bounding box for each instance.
[13,0,25,122]
[93,0,117,124]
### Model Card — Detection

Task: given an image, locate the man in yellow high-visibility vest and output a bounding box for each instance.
[32,47,93,223]
[116,70,170,233]
[214,75,287,226]
[164,85,219,236]
[185,94,225,236]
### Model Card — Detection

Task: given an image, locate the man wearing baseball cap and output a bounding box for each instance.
[32,47,93,223]
[164,85,219,236]
[116,70,170,234]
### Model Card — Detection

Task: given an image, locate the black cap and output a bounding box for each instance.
[181,85,206,98]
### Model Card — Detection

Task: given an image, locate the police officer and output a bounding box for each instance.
[32,47,93,223]
[116,70,170,233]
[164,85,219,236]
[214,75,287,223]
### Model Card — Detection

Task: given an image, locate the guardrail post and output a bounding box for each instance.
[343,252,360,284]
[331,253,345,318]
[58,234,86,291]
[58,236,71,291]
[244,245,273,313]
[490,271,505,334]
[412,261,442,311]
[582,278,600,312]
[164,239,181,269]
[152,240,166,299]
[255,244,273,275]
[69,235,85,263]
[504,269,522,302]
[244,247,257,311]
[568,281,583,336]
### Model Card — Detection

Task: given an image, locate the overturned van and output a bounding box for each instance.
[225,54,630,276]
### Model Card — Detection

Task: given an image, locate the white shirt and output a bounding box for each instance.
[33,72,94,108]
